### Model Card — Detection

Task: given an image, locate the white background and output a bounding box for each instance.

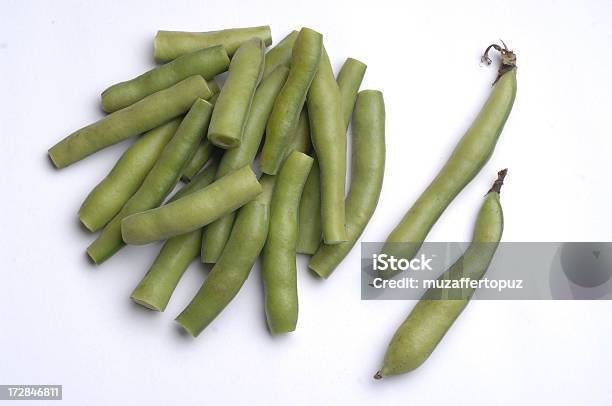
[1,0,612,404]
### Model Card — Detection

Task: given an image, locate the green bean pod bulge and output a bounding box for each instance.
[202,65,290,263]
[309,90,385,277]
[176,200,269,336]
[154,25,272,62]
[48,76,210,169]
[375,170,506,379]
[181,140,215,181]
[78,119,181,232]
[262,30,299,78]
[101,46,228,112]
[337,58,367,128]
[121,165,262,245]
[263,151,313,334]
[207,38,265,148]
[307,47,347,244]
[383,44,516,268]
[296,158,321,254]
[260,27,322,175]
[131,161,219,311]
[86,99,213,264]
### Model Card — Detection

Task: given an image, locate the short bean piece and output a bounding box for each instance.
[262,30,298,78]
[337,58,367,127]
[309,90,385,278]
[79,118,181,232]
[260,27,322,175]
[296,159,321,254]
[202,65,290,263]
[48,76,210,168]
[101,46,228,112]
[154,25,272,61]
[262,151,313,334]
[86,99,213,264]
[121,165,262,245]
[207,38,265,148]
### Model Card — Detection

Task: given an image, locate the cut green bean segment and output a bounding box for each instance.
[309,90,385,278]
[383,45,517,268]
[176,200,269,336]
[79,118,181,232]
[181,140,215,181]
[101,46,228,112]
[286,108,311,154]
[263,30,298,78]
[263,151,313,334]
[337,58,367,128]
[130,161,219,312]
[261,27,322,175]
[296,158,321,254]
[86,99,213,264]
[307,47,347,243]
[375,170,506,379]
[154,25,272,62]
[208,38,265,148]
[202,65,289,263]
[49,76,210,169]
[121,165,262,245]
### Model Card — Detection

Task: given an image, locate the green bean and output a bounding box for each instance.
[286,108,311,153]
[202,65,290,263]
[48,76,210,169]
[207,79,221,95]
[337,58,367,127]
[296,158,321,254]
[382,44,516,269]
[307,47,347,243]
[375,170,506,379]
[101,46,227,112]
[309,90,385,277]
[262,151,313,334]
[181,141,215,182]
[86,99,213,264]
[207,38,265,148]
[121,165,261,245]
[130,161,218,311]
[260,28,322,175]
[78,118,181,232]
[154,25,272,62]
[262,30,298,78]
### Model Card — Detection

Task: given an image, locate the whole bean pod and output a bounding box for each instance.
[131,161,218,311]
[337,58,367,127]
[154,25,272,61]
[79,118,181,232]
[382,44,516,270]
[262,151,313,334]
[48,76,210,168]
[375,170,506,379]
[262,30,299,78]
[307,47,347,244]
[202,65,290,263]
[296,158,321,254]
[101,46,228,112]
[207,38,265,148]
[260,27,322,175]
[86,99,213,264]
[121,165,262,245]
[309,90,385,277]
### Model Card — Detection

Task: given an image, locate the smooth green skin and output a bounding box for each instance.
[263,151,313,334]
[48,76,210,169]
[383,69,516,268]
[296,158,321,254]
[176,200,269,336]
[154,26,272,62]
[101,46,227,112]
[208,38,265,148]
[121,165,262,245]
[181,140,215,181]
[78,118,181,232]
[86,99,213,264]
[376,190,503,378]
[169,158,218,202]
[260,27,322,175]
[337,58,367,128]
[309,90,385,278]
[307,47,347,244]
[202,66,290,263]
[262,30,298,78]
[287,108,311,153]
[130,161,218,312]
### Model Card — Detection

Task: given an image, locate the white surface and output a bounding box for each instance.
[1,0,612,404]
